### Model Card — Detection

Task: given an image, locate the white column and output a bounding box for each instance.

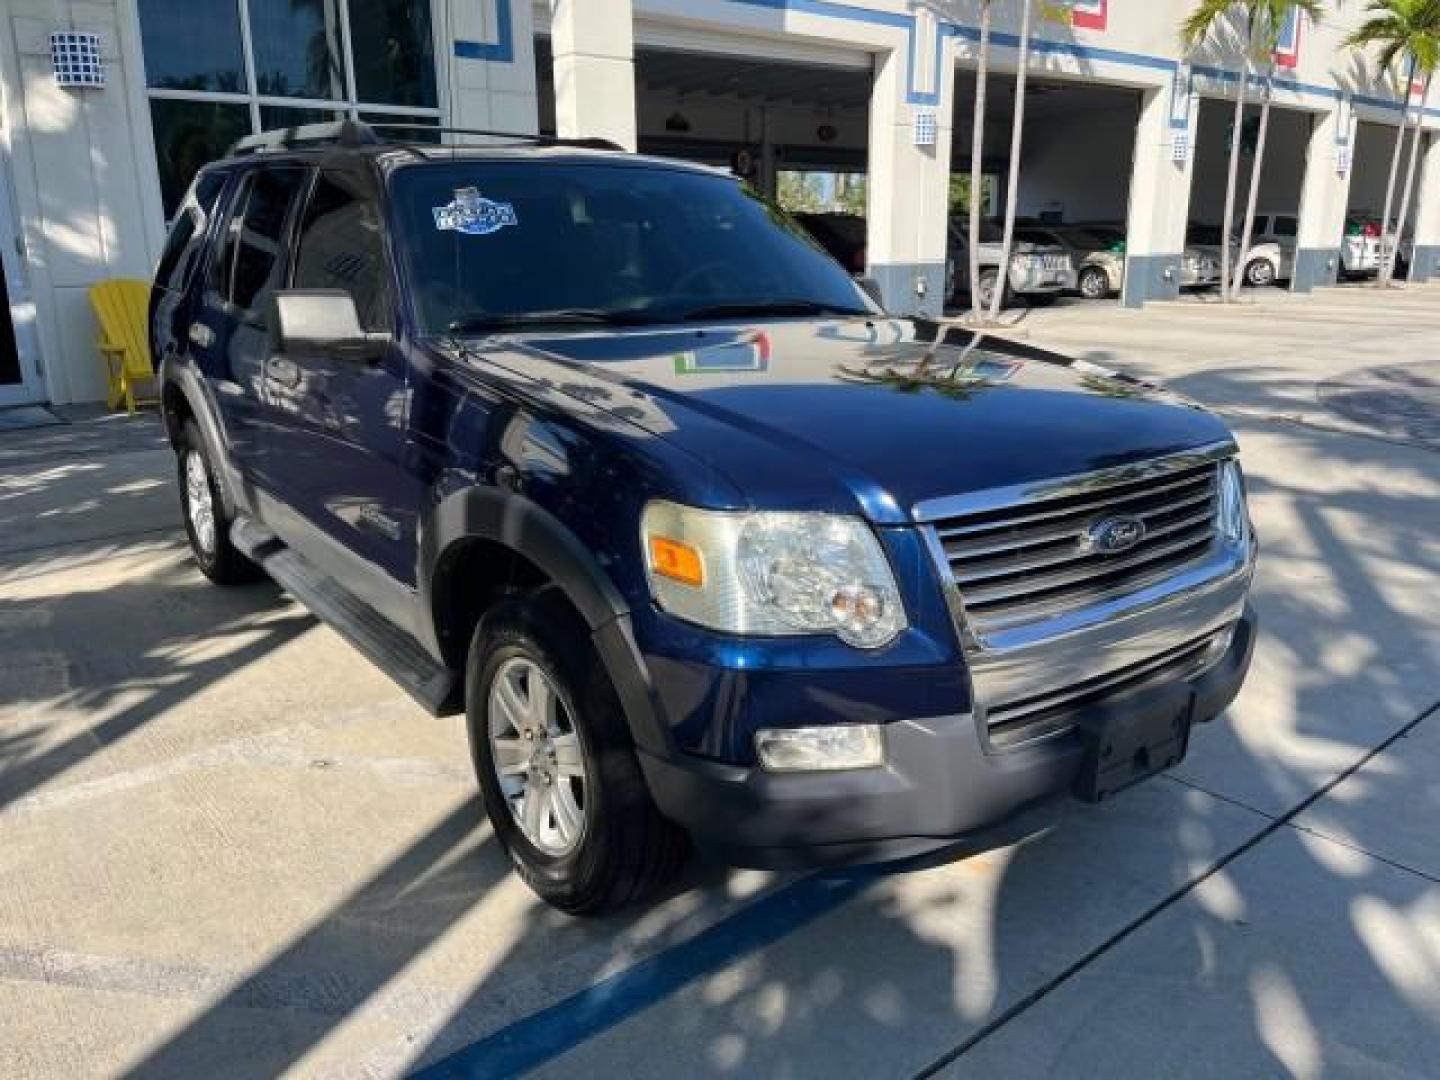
[865,29,955,318]
[1409,131,1440,283]
[1292,105,1352,292]
[549,0,636,150]
[447,0,540,134]
[1121,81,1197,308]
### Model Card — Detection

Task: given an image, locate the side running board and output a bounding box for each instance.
[231,517,461,716]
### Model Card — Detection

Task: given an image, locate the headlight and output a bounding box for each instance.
[1217,460,1250,544]
[640,502,907,649]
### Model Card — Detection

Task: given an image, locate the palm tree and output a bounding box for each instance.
[968,1,994,325]
[984,1,1072,321]
[1344,1,1440,286]
[1183,1,1323,301]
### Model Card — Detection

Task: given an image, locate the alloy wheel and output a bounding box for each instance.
[488,656,587,857]
[184,450,217,556]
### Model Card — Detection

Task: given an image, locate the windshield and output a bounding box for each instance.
[1187,225,1225,246]
[391,161,872,333]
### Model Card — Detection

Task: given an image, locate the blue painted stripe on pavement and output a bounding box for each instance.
[410,867,887,1079]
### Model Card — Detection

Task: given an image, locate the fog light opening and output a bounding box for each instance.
[755,725,885,773]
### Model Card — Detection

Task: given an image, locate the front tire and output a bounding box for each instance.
[1078,266,1111,300]
[1245,259,1277,288]
[467,593,687,914]
[177,420,260,585]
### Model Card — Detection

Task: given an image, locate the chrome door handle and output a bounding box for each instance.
[188,322,216,349]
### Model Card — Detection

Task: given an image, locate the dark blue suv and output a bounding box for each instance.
[151,122,1257,914]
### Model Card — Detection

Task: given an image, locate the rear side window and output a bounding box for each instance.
[155,171,228,294]
[212,166,309,315]
[291,171,390,331]
[1272,216,1298,238]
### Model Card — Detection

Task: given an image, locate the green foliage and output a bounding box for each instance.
[1342,0,1440,78]
[1181,0,1325,58]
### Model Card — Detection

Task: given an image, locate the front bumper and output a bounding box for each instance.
[639,603,1257,868]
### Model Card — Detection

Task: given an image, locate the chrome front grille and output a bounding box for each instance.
[934,461,1220,636]
[985,629,1229,749]
[1041,254,1069,273]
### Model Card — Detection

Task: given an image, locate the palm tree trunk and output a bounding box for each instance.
[1231,61,1274,300]
[1220,50,1251,304]
[1378,56,1417,288]
[969,4,992,324]
[1388,72,1432,285]
[988,0,1035,321]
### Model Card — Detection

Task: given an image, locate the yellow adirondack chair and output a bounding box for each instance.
[90,278,155,413]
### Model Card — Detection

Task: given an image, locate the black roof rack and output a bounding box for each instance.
[229,119,378,156]
[367,123,625,152]
[227,119,625,157]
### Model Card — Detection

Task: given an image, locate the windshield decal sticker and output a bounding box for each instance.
[433,187,518,236]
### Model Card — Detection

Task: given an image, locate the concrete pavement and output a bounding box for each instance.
[0,284,1436,1078]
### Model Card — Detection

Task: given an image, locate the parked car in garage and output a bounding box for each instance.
[793,211,868,276]
[1187,223,1291,289]
[946,218,1075,309]
[1244,212,1299,286]
[1023,223,1222,299]
[153,120,1257,913]
[1341,211,1386,278]
[1013,225,1126,300]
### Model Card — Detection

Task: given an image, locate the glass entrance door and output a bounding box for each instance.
[0,155,42,406]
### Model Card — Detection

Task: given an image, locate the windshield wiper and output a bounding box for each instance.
[674,300,869,322]
[448,309,659,333]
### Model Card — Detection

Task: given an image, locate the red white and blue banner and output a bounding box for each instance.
[1273,9,1303,69]
[1069,0,1107,31]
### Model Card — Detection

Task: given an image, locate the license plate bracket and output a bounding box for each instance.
[1072,685,1193,803]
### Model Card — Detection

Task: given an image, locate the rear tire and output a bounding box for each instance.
[466,592,687,915]
[975,268,1011,312]
[177,420,261,586]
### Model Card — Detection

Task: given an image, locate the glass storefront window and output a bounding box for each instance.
[149,99,251,216]
[248,0,347,100]
[139,0,442,219]
[258,105,347,132]
[349,0,438,108]
[138,0,245,92]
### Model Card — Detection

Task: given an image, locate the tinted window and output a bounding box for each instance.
[392,163,870,333]
[248,0,346,99]
[1272,216,1298,237]
[148,99,250,217]
[293,172,390,330]
[349,0,437,107]
[138,0,245,92]
[1015,228,1057,247]
[155,172,228,293]
[221,167,308,313]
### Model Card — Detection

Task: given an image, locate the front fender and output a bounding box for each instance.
[420,487,672,757]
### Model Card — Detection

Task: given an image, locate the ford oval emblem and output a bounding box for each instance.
[1084,515,1147,555]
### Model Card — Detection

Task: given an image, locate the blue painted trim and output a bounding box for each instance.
[409,868,884,1079]
[454,0,514,63]
[715,0,1440,121]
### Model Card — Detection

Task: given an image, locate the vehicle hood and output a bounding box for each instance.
[457,319,1233,524]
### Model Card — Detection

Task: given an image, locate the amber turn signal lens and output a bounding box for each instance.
[648,536,705,588]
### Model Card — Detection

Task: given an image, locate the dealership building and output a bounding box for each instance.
[1,0,1437,407]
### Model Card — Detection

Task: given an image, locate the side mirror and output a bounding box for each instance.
[855,275,885,309]
[272,290,388,358]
